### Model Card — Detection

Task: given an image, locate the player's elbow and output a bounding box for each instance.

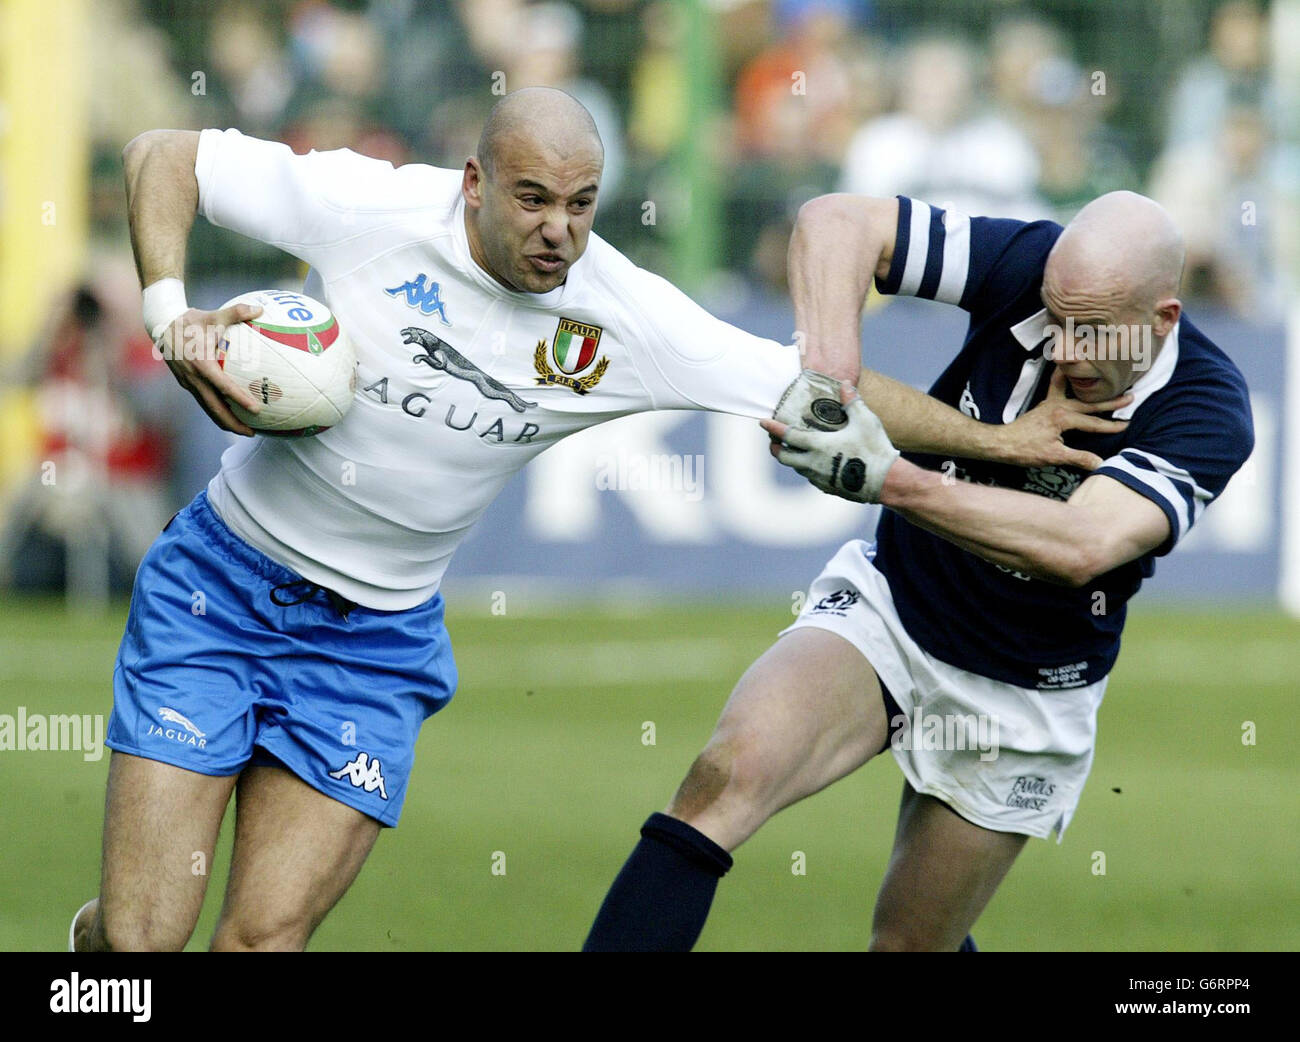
[123,129,165,168]
[1037,544,1106,588]
[122,129,198,176]
[794,193,889,240]
[793,194,897,283]
[790,190,863,223]
[794,193,855,226]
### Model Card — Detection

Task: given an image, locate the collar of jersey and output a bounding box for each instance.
[1009,307,1180,419]
[1010,307,1052,351]
[451,193,579,308]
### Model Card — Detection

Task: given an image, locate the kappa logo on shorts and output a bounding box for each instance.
[809,588,860,615]
[1005,775,1055,811]
[145,707,207,749]
[329,752,389,800]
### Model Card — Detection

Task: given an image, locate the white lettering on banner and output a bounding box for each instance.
[523,409,1272,553]
[527,413,866,545]
[709,416,869,544]
[526,413,715,542]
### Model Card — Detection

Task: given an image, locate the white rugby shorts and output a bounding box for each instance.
[783,540,1107,841]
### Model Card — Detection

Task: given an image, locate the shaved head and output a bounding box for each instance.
[462,87,605,294]
[1047,191,1185,314]
[1041,192,1186,403]
[477,87,603,181]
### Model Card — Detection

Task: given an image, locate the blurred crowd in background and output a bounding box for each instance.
[1,0,1292,593]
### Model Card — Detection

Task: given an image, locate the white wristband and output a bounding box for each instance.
[142,278,189,342]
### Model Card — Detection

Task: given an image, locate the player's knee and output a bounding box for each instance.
[210,911,313,952]
[669,742,732,819]
[670,730,770,819]
[99,904,191,952]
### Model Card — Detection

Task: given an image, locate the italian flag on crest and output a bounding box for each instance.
[552,318,602,374]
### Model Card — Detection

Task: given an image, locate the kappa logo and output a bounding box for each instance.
[329,752,389,800]
[809,588,860,615]
[1005,775,1055,811]
[534,318,609,395]
[402,326,536,412]
[146,707,206,749]
[385,273,451,325]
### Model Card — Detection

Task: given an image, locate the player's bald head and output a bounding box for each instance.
[462,87,605,294]
[1046,191,1185,314]
[476,87,604,181]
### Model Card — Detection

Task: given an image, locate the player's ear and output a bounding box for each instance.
[463,158,486,209]
[1153,297,1180,338]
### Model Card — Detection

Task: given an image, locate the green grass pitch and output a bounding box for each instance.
[0,592,1294,951]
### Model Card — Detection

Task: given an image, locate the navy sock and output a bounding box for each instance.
[583,812,733,951]
[959,934,979,952]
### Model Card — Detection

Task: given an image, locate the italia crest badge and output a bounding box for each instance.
[534,318,609,395]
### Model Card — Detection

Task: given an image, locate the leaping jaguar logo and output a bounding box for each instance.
[158,707,205,739]
[402,327,536,413]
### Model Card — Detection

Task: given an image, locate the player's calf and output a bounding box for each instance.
[869,785,1026,952]
[585,630,890,950]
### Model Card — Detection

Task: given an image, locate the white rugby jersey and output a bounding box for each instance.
[195,129,798,609]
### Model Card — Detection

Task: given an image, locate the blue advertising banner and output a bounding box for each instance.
[448,292,1282,602]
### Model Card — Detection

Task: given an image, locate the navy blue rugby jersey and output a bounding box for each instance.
[871,196,1254,690]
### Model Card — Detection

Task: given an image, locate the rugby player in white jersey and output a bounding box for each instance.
[584,191,1253,951]
[70,90,1117,951]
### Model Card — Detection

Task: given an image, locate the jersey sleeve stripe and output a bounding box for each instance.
[1096,466,1182,555]
[935,210,970,305]
[877,196,910,295]
[1097,456,1194,538]
[1119,448,1214,503]
[1117,448,1212,526]
[916,209,946,299]
[877,197,973,306]
[896,199,933,297]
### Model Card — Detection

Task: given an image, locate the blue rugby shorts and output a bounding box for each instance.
[105,490,457,826]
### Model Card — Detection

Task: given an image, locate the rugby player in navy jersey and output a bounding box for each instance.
[584,191,1254,952]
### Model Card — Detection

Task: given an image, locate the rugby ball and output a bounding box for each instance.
[217,289,357,437]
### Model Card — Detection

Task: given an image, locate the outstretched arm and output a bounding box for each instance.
[762,391,1169,586]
